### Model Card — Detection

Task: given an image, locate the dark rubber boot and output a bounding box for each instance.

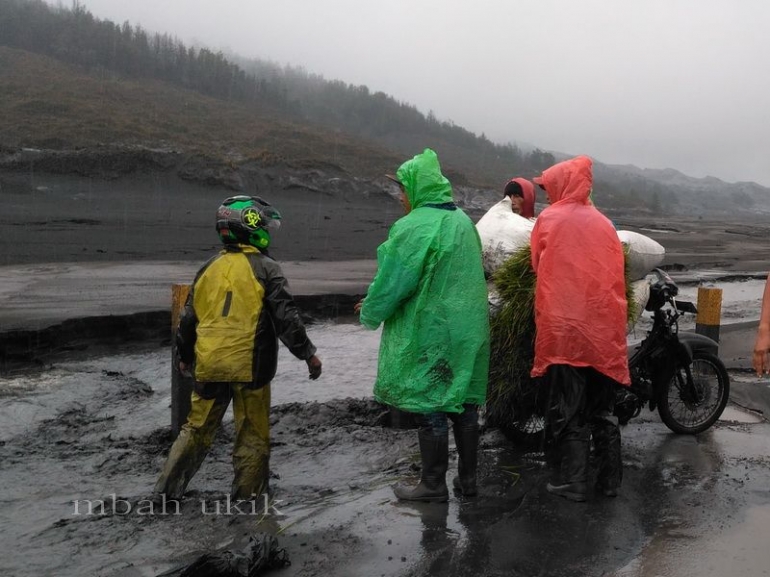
[452,424,479,496]
[597,485,618,498]
[547,439,589,502]
[593,418,622,497]
[394,431,449,503]
[546,481,588,502]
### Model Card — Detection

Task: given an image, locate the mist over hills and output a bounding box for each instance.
[593,161,770,218]
[1,0,769,218]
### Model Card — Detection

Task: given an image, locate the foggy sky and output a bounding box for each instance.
[73,0,770,186]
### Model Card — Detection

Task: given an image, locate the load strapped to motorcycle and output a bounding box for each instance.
[477,198,730,437]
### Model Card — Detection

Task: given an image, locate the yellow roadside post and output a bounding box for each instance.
[695,286,723,344]
[171,284,193,438]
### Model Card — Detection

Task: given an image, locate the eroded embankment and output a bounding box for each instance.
[0,294,361,374]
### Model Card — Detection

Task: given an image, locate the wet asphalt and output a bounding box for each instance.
[1,262,769,576]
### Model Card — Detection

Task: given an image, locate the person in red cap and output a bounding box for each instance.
[503,177,536,219]
[530,155,630,502]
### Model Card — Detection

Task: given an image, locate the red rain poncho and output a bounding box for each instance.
[530,156,630,385]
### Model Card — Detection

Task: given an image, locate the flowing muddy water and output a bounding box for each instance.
[0,318,381,572]
[0,320,380,442]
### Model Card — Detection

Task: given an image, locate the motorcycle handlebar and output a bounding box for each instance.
[675,300,698,314]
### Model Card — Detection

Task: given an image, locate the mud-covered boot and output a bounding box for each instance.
[452,424,479,496]
[153,428,211,500]
[394,431,449,503]
[593,419,622,497]
[547,439,589,502]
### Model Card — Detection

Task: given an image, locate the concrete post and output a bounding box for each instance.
[695,286,723,344]
[171,284,192,438]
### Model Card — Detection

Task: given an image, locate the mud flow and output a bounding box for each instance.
[2,316,770,576]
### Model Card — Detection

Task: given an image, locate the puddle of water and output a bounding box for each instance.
[719,405,764,424]
[613,505,770,577]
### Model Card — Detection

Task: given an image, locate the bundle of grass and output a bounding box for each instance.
[485,245,538,430]
[485,244,637,431]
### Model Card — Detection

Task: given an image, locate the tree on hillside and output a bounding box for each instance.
[0,0,558,186]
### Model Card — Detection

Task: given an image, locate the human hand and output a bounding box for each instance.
[753,326,770,376]
[179,361,193,378]
[306,355,322,380]
[354,299,364,314]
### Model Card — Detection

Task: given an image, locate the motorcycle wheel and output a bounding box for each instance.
[657,351,730,434]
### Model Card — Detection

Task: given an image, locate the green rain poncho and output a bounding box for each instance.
[360,149,490,413]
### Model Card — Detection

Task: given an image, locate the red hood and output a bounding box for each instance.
[534,156,593,205]
[509,177,536,218]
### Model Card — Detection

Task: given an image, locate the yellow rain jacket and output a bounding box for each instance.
[177,244,316,387]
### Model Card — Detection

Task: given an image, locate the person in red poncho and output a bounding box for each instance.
[530,155,630,502]
[503,177,536,219]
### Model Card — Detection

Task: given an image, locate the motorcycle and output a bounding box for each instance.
[615,268,730,434]
[503,268,730,439]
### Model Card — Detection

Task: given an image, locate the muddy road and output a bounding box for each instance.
[1,316,770,577]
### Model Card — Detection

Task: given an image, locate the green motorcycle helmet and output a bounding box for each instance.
[215,195,282,250]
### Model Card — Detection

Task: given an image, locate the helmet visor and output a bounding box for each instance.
[259,204,281,230]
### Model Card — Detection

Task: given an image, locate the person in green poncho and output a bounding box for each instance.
[355,149,490,502]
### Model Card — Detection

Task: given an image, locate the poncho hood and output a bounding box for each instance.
[535,155,592,205]
[529,155,630,386]
[396,148,454,209]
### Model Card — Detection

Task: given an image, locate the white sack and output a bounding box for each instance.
[617,230,665,281]
[476,197,534,275]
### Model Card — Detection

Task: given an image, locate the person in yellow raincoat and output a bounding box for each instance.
[153,196,322,502]
[357,149,490,502]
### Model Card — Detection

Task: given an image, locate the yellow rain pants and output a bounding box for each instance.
[154,383,271,500]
